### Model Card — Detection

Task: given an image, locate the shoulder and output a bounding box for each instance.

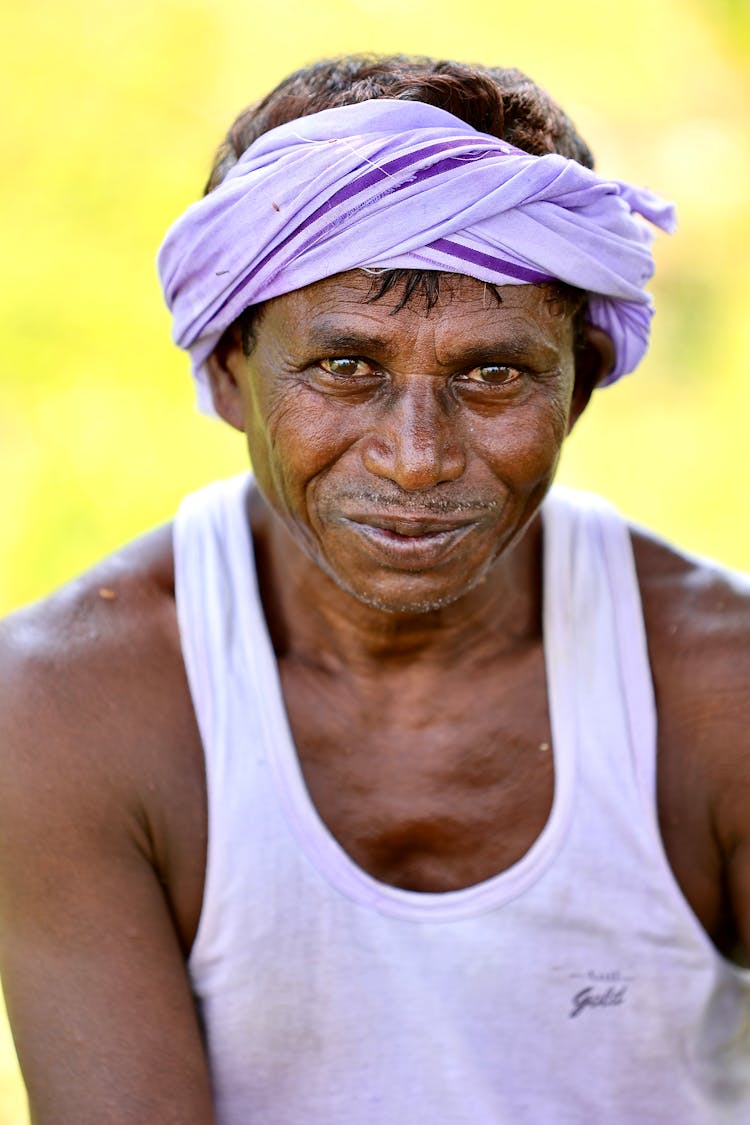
[631,526,750,889]
[0,522,202,882]
[0,523,183,750]
[631,525,750,711]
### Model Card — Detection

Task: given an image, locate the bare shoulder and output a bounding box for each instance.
[631,526,750,719]
[0,522,187,768]
[632,526,750,954]
[0,523,205,947]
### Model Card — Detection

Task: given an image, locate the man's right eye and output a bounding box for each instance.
[318,357,375,378]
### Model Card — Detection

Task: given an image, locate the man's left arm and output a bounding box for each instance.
[635,532,750,963]
[707,594,750,960]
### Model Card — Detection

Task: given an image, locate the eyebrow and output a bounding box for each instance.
[450,340,561,367]
[303,322,561,367]
[302,325,393,355]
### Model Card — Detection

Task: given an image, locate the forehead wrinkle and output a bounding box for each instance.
[301,320,395,356]
[268,274,572,370]
[430,305,569,370]
[300,302,450,368]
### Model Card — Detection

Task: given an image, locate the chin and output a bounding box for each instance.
[329,565,490,617]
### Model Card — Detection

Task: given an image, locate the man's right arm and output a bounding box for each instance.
[0,558,214,1124]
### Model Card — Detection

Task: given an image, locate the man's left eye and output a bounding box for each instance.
[461,364,522,386]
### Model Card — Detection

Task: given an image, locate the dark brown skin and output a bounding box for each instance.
[1,272,748,1123]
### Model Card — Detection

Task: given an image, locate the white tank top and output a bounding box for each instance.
[174,475,750,1124]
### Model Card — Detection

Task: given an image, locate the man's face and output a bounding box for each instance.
[221,271,585,614]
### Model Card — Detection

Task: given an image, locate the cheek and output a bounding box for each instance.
[247,388,362,509]
[474,390,573,482]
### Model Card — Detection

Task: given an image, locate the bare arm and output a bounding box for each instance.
[704,596,750,961]
[0,545,214,1124]
[635,531,750,962]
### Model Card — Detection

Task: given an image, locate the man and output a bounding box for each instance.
[0,54,748,1124]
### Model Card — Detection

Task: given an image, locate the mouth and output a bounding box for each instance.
[340,514,477,569]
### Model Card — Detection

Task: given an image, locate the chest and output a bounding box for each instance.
[278,646,555,892]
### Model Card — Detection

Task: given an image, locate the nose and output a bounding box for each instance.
[361,381,466,492]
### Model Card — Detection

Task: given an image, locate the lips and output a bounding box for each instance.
[354,513,472,535]
[340,513,477,569]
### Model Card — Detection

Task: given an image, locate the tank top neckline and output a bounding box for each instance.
[228,477,580,922]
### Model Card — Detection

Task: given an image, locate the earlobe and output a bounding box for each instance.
[569,324,616,431]
[206,326,248,432]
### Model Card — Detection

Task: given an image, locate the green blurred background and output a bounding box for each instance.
[1,0,748,1116]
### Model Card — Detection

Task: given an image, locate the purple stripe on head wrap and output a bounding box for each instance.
[242,143,485,293]
[157,99,676,414]
[428,238,553,284]
[315,138,483,210]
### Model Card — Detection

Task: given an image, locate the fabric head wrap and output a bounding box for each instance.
[158,99,676,413]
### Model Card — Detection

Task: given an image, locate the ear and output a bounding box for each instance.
[205,325,248,433]
[568,324,616,431]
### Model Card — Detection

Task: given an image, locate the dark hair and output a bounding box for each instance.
[205,54,593,351]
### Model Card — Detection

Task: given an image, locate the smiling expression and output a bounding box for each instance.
[212,270,594,614]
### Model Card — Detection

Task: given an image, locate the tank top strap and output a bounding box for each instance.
[542,485,657,811]
[173,472,258,769]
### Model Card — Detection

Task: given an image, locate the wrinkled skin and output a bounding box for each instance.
[210,272,595,617]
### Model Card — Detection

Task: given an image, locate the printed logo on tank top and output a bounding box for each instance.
[566,970,633,1019]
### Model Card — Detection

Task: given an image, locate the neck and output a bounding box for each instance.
[249,488,544,678]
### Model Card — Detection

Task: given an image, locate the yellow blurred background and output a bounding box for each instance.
[1,0,748,1116]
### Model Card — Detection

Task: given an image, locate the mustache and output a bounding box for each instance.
[331,489,499,515]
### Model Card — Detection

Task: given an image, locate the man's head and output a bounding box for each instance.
[208,268,606,614]
[157,54,673,612]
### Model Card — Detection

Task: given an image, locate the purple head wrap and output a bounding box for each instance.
[158,99,676,413]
